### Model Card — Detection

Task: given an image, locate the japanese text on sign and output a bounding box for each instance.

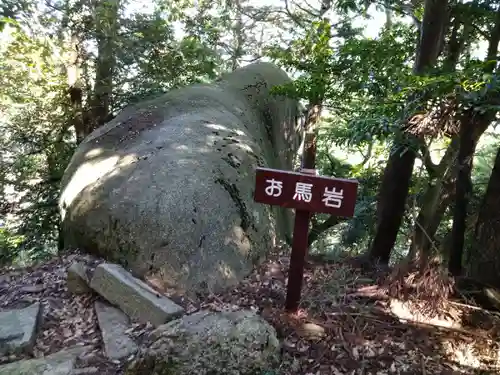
[293,183,313,203]
[265,179,283,197]
[254,167,358,217]
[265,180,344,208]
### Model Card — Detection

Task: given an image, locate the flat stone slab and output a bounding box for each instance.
[90,263,184,327]
[0,345,91,375]
[95,301,138,360]
[0,303,41,356]
[0,321,23,342]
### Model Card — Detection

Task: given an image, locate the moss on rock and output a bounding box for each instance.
[126,310,280,375]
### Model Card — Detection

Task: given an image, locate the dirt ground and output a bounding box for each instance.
[1,246,499,374]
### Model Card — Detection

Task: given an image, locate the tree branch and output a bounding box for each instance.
[378,1,421,31]
[283,0,305,28]
[308,215,346,246]
[420,144,439,178]
[471,24,489,40]
[360,142,373,166]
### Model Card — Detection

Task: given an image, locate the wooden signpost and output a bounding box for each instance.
[254,166,359,312]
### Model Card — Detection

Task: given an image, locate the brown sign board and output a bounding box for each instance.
[254,167,358,217]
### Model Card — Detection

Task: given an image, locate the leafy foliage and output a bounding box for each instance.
[1,0,500,286]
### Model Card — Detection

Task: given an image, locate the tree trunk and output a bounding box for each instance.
[370,145,417,264]
[60,0,86,143]
[384,0,392,29]
[410,120,495,266]
[308,215,345,246]
[91,0,119,132]
[448,114,476,275]
[409,178,449,259]
[409,137,459,262]
[468,147,500,287]
[67,33,85,143]
[448,7,500,276]
[230,0,244,71]
[368,0,449,264]
[448,113,497,275]
[408,11,470,263]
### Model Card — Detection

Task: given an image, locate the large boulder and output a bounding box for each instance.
[59,62,301,295]
[125,309,280,375]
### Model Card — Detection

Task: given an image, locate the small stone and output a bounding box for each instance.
[0,303,41,356]
[0,345,91,375]
[90,263,184,327]
[67,262,92,294]
[297,322,326,340]
[94,301,138,360]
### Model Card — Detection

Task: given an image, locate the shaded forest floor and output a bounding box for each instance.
[1,246,500,374]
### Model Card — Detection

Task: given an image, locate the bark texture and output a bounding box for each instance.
[368,0,449,264]
[468,147,500,287]
[409,137,459,262]
[448,7,500,275]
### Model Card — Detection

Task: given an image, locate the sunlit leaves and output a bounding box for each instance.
[0,23,72,258]
[0,227,25,266]
[112,5,226,108]
[266,18,335,104]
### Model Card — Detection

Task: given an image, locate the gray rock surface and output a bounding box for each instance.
[90,263,184,326]
[0,345,91,375]
[59,62,301,295]
[126,309,280,375]
[94,301,138,360]
[0,303,41,356]
[67,261,92,294]
[71,367,99,374]
[0,321,23,342]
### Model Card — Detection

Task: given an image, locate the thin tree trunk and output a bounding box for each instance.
[448,115,475,275]
[384,0,392,29]
[60,0,86,143]
[412,121,495,264]
[468,147,500,287]
[407,10,469,263]
[67,33,85,143]
[448,8,500,276]
[448,113,496,275]
[409,137,459,261]
[368,0,449,264]
[370,146,417,264]
[91,0,119,132]
[230,0,244,71]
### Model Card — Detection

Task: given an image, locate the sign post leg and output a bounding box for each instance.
[285,208,311,312]
[285,131,316,312]
[253,161,359,312]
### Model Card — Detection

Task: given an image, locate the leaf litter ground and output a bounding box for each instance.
[0,247,499,374]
